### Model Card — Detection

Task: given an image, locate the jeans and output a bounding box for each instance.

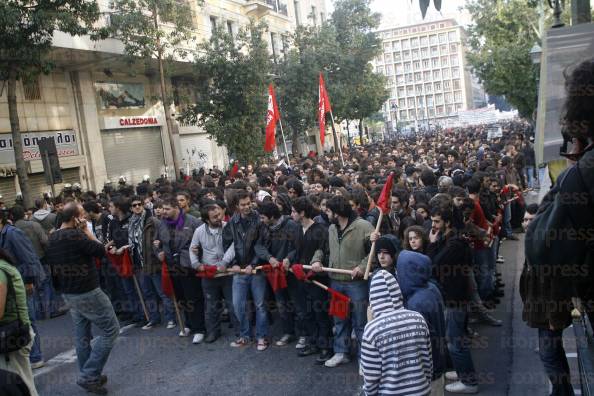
[302,278,333,350]
[446,307,477,386]
[120,276,145,322]
[473,248,494,300]
[232,274,268,340]
[171,270,205,334]
[503,203,513,237]
[330,280,368,356]
[63,288,120,383]
[26,294,42,364]
[538,328,575,396]
[202,276,238,337]
[274,274,296,336]
[140,273,175,323]
[524,166,535,189]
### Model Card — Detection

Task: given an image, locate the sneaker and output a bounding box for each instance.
[506,235,519,241]
[166,321,176,329]
[256,338,269,351]
[324,353,350,368]
[205,333,219,343]
[133,320,148,328]
[496,256,505,264]
[298,345,319,357]
[295,336,307,350]
[192,333,205,344]
[179,327,191,337]
[445,381,478,394]
[316,349,333,365]
[76,379,108,395]
[445,371,459,381]
[30,360,45,370]
[230,337,250,347]
[275,334,294,346]
[478,313,502,327]
[142,321,160,330]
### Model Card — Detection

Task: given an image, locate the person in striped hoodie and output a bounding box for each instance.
[361,269,433,396]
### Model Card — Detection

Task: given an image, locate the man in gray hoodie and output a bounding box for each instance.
[361,269,433,396]
[32,198,57,235]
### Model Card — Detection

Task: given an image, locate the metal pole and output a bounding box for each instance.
[328,111,345,167]
[277,119,291,168]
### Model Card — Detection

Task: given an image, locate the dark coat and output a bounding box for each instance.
[222,211,262,268]
[255,216,300,264]
[153,213,202,272]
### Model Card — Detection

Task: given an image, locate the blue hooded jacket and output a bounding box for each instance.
[396,250,446,380]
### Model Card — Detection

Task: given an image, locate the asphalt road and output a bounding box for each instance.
[32,233,568,396]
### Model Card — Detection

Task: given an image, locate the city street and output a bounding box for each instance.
[31,236,569,396]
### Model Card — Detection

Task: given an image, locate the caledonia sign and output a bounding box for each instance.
[101,116,163,130]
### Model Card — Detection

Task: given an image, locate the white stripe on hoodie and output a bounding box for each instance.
[361,269,433,396]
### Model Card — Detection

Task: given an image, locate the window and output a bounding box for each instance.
[412,50,419,60]
[427,95,434,106]
[421,48,429,58]
[448,31,457,42]
[432,58,439,68]
[453,79,461,90]
[270,32,278,60]
[395,64,403,74]
[411,38,419,47]
[394,52,402,62]
[454,91,462,102]
[417,96,424,106]
[432,70,441,80]
[415,72,422,82]
[445,92,453,104]
[429,107,435,117]
[435,94,443,104]
[397,75,405,85]
[404,62,411,72]
[376,66,384,74]
[393,40,401,51]
[409,109,416,118]
[440,44,448,54]
[456,103,463,111]
[422,59,430,69]
[407,98,415,107]
[227,21,234,37]
[294,0,300,25]
[441,56,449,67]
[386,65,394,76]
[450,55,459,66]
[446,105,454,115]
[23,77,41,100]
[415,84,423,94]
[402,39,410,50]
[430,24,436,30]
[431,46,438,57]
[418,109,425,118]
[444,80,451,89]
[420,36,428,46]
[436,105,444,115]
[450,43,458,53]
[413,61,420,70]
[423,71,431,81]
[320,12,325,22]
[403,51,411,61]
[439,23,445,28]
[407,85,414,96]
[434,82,442,92]
[400,110,408,120]
[384,41,392,52]
[405,73,413,83]
[425,83,433,93]
[452,67,460,78]
[399,98,406,108]
[442,68,450,79]
[311,6,317,25]
[398,87,405,97]
[429,35,438,45]
[384,53,393,63]
[439,33,446,43]
[209,16,217,35]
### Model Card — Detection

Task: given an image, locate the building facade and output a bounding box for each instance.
[0,0,325,201]
[373,19,475,132]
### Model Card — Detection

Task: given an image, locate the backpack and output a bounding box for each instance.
[0,268,31,359]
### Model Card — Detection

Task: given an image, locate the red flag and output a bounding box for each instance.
[161,260,174,298]
[265,84,280,152]
[107,248,133,278]
[261,264,287,292]
[291,264,313,281]
[318,73,332,147]
[196,264,218,279]
[230,162,239,178]
[328,287,350,320]
[376,172,394,214]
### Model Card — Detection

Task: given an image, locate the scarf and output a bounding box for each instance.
[165,209,185,230]
[128,210,146,266]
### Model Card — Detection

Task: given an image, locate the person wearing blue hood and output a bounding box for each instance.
[397,250,447,396]
[361,269,432,396]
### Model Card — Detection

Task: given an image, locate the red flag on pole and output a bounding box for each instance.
[261,264,287,292]
[291,264,313,281]
[161,260,174,298]
[327,287,350,320]
[196,264,218,279]
[318,73,332,147]
[107,249,134,278]
[376,172,394,214]
[265,84,280,152]
[230,162,239,178]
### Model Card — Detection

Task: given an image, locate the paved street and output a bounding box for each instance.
[31,236,570,396]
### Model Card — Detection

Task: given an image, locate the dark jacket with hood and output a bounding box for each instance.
[397,250,446,380]
[255,215,300,263]
[32,209,57,235]
[0,224,46,286]
[153,211,202,272]
[361,269,432,396]
[223,211,263,268]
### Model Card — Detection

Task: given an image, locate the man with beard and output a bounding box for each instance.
[389,188,424,240]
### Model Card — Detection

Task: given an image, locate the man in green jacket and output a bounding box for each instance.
[313,195,373,368]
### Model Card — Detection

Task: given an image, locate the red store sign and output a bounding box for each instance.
[102,116,163,130]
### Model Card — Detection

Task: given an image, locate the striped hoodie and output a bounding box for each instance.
[361,270,433,396]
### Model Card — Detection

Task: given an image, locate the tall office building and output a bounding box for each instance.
[373,19,476,131]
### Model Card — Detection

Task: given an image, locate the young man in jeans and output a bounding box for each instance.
[46,203,118,395]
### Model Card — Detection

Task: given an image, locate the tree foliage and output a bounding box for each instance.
[465,0,540,120]
[179,22,272,163]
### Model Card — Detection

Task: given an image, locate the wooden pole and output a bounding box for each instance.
[301,265,352,275]
[171,294,185,333]
[131,274,150,321]
[278,119,291,168]
[329,111,345,168]
[364,211,384,280]
[311,279,329,291]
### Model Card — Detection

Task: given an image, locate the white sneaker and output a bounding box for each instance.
[166,321,176,329]
[179,327,190,337]
[30,360,45,370]
[445,371,459,381]
[295,336,307,349]
[324,353,350,368]
[445,381,478,394]
[192,333,205,344]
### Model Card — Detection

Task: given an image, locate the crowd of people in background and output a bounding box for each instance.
[0,119,539,395]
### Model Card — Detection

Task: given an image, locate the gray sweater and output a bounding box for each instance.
[189,222,234,270]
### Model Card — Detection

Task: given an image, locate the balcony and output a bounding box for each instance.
[244,0,288,17]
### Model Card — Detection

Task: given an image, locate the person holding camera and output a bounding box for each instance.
[46,202,118,395]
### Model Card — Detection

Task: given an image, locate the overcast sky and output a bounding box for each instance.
[325,0,471,28]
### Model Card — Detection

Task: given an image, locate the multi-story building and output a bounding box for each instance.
[372,19,475,131]
[0,0,325,202]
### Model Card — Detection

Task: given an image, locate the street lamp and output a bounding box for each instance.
[530,43,542,65]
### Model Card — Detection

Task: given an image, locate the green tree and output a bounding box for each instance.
[179,22,272,163]
[0,0,106,207]
[465,0,540,120]
[109,0,196,177]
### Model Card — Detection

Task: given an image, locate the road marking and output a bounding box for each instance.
[34,324,136,378]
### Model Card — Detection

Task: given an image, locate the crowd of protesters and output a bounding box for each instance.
[0,118,542,395]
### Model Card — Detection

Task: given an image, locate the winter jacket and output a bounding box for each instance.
[46,228,105,294]
[295,221,328,266]
[14,219,48,259]
[108,213,132,248]
[190,222,234,270]
[328,216,374,281]
[153,213,202,271]
[361,269,432,396]
[396,250,446,380]
[141,216,161,275]
[255,216,300,264]
[222,211,262,268]
[32,209,57,235]
[0,225,46,286]
[426,232,474,307]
